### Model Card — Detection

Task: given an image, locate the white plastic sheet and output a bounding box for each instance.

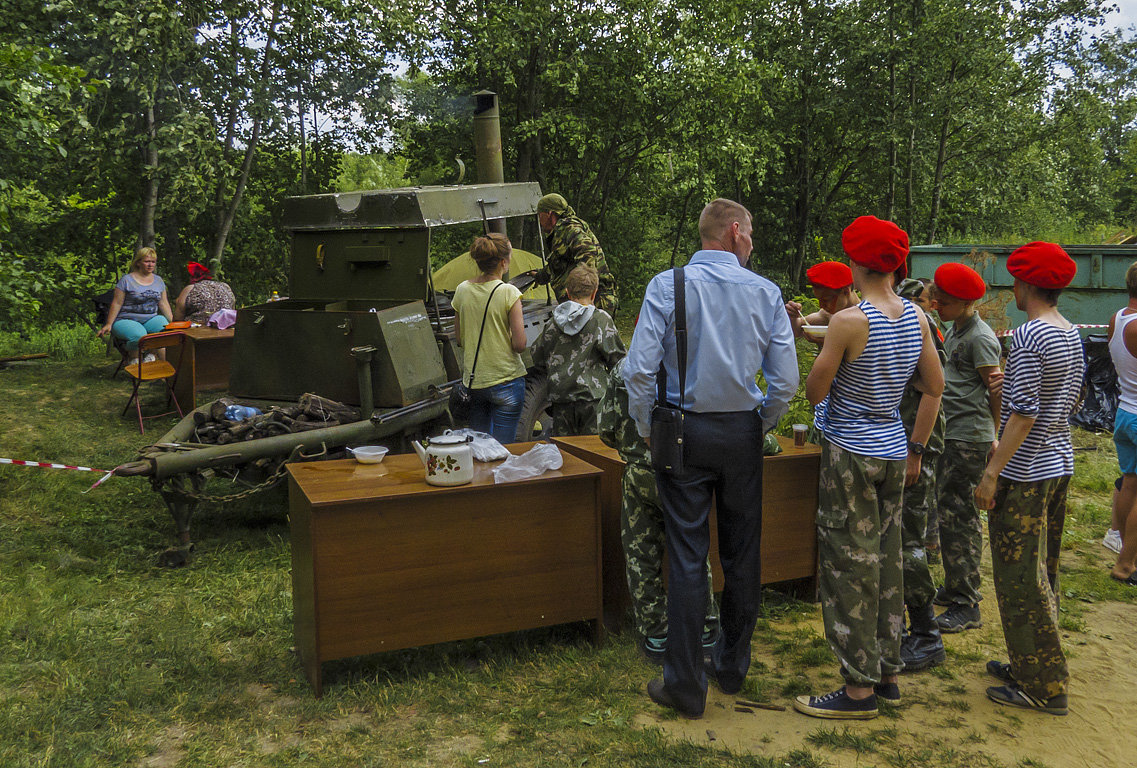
[444,428,510,462]
[491,442,563,483]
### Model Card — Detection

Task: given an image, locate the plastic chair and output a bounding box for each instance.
[121,331,186,433]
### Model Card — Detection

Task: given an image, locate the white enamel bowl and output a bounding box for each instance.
[349,445,389,464]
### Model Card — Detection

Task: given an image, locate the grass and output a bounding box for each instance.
[1,349,1134,767]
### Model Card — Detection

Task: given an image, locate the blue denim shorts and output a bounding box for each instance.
[1114,407,1137,475]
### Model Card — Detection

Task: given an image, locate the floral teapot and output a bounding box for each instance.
[412,430,474,486]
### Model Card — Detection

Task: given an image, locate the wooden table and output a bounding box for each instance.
[171,327,234,412]
[286,442,604,696]
[552,434,821,628]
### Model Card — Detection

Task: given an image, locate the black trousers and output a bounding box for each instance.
[655,409,764,715]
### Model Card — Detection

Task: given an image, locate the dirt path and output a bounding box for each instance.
[637,551,1136,767]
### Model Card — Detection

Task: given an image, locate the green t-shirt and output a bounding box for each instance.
[451,279,527,389]
[943,312,1002,443]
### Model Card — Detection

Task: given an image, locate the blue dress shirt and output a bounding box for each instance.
[623,250,799,438]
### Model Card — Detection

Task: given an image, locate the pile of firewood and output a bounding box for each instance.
[190,394,361,445]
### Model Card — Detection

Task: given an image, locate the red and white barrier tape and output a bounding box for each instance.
[0,457,116,492]
[995,323,1108,337]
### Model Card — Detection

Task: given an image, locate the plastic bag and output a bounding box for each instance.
[492,442,563,483]
[444,428,510,462]
[1070,335,1118,433]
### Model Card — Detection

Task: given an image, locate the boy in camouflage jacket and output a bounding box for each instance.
[598,358,719,662]
[531,265,625,436]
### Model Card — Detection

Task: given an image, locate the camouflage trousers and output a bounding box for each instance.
[937,442,992,606]
[549,400,598,437]
[621,460,718,640]
[988,475,1069,700]
[817,441,906,686]
[902,450,939,610]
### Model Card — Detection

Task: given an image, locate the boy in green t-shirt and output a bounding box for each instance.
[531,265,625,436]
[930,263,1004,634]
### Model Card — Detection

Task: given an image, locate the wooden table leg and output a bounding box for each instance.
[172,338,197,414]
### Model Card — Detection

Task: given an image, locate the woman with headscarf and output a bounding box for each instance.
[174,261,236,324]
[533,193,619,317]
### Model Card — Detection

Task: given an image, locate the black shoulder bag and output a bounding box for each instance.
[650,267,687,473]
[449,281,504,421]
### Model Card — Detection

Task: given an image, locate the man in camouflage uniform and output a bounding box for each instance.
[597,358,719,663]
[535,193,618,317]
[796,216,943,721]
[929,264,1004,635]
[894,278,947,671]
[974,242,1083,716]
[530,265,625,436]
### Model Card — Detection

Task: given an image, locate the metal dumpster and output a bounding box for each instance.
[908,244,1137,333]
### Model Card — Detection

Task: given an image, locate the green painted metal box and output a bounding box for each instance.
[228,299,446,408]
[908,244,1137,334]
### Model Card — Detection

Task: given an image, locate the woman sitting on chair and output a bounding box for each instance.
[96,247,172,363]
[174,261,235,324]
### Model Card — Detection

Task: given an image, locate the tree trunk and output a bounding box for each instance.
[299,87,307,193]
[209,0,282,265]
[138,100,158,249]
[926,61,958,243]
[886,0,896,220]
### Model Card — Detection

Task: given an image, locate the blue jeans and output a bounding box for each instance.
[112,316,170,350]
[469,376,526,445]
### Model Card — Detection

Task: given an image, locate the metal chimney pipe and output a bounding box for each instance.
[473,90,505,234]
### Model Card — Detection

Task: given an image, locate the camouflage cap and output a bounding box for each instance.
[537,193,571,214]
[895,277,926,300]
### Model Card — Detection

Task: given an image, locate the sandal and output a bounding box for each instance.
[1110,571,1137,587]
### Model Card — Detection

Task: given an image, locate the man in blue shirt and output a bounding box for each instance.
[624,198,798,718]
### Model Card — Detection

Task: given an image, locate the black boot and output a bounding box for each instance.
[901,602,946,672]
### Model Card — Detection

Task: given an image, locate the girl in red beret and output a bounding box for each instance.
[973,242,1083,715]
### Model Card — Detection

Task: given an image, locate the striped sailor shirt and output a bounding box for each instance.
[815,299,923,460]
[999,319,1085,482]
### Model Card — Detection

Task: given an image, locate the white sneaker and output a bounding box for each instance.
[142,353,157,363]
[1103,529,1123,554]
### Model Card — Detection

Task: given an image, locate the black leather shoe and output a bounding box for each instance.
[647,678,703,719]
[900,632,946,672]
[703,659,742,696]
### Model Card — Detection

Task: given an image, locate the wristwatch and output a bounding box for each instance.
[908,440,926,456]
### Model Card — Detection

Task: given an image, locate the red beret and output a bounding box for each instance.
[1006,242,1076,289]
[842,216,909,274]
[934,263,986,301]
[806,261,853,290]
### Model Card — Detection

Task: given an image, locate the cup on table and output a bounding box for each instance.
[793,424,808,448]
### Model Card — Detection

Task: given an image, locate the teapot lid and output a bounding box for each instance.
[429,431,471,446]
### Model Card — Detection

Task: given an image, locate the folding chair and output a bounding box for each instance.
[92,289,131,378]
[121,331,186,434]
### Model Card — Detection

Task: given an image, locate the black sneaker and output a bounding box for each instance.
[701,627,719,650]
[873,682,901,706]
[647,678,703,719]
[936,604,982,633]
[641,636,666,666]
[985,660,1014,684]
[793,687,878,720]
[932,586,951,607]
[986,684,1067,716]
